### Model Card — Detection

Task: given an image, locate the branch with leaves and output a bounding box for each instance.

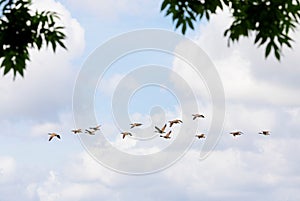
[161,0,300,61]
[0,0,66,79]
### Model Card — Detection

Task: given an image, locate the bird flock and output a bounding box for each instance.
[48,125,101,141]
[48,113,270,141]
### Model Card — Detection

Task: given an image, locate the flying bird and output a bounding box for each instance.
[155,124,167,134]
[121,132,132,139]
[85,129,96,135]
[192,114,205,120]
[160,131,172,139]
[169,119,183,127]
[230,131,243,137]
[48,133,61,141]
[195,134,206,139]
[90,125,101,131]
[130,123,143,129]
[71,129,82,134]
[259,130,270,135]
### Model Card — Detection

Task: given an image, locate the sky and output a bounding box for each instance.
[1,0,300,200]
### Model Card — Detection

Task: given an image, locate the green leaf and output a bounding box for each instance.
[0,0,67,79]
[182,23,187,34]
[265,42,272,58]
[186,18,194,30]
[3,63,11,75]
[274,49,281,60]
[161,0,169,11]
[254,33,261,44]
[57,40,67,50]
[205,11,210,20]
[259,36,268,46]
[175,19,181,29]
[51,40,57,52]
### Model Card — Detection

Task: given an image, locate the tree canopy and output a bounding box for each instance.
[0,0,66,79]
[161,0,300,61]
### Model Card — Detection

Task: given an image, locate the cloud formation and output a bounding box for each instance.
[0,0,85,121]
[1,2,300,201]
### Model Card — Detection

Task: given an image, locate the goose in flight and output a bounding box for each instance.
[155,124,167,134]
[169,119,183,127]
[130,123,143,129]
[121,132,132,139]
[259,130,270,135]
[71,129,82,134]
[195,134,206,139]
[192,114,205,120]
[160,131,172,139]
[85,129,96,135]
[48,133,61,141]
[90,125,101,131]
[230,131,243,137]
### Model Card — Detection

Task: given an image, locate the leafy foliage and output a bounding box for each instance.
[0,0,66,79]
[161,0,300,61]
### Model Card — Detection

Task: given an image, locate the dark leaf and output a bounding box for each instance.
[265,42,273,58]
[161,0,169,11]
[182,23,187,34]
[186,18,194,29]
[274,49,281,61]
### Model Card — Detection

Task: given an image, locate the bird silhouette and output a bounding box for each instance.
[130,123,143,129]
[259,130,270,135]
[195,134,206,139]
[192,114,205,120]
[160,131,172,139]
[155,124,167,133]
[121,132,132,139]
[230,131,243,137]
[85,129,96,135]
[71,129,82,134]
[169,119,183,127]
[48,133,61,141]
[90,125,101,131]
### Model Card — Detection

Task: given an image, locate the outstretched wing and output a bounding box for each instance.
[165,131,172,137]
[161,124,167,132]
[155,126,161,132]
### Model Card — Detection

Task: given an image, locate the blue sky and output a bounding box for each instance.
[1,0,300,200]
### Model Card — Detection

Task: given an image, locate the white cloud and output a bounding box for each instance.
[171,51,211,101]
[31,122,61,137]
[31,0,85,57]
[193,10,300,107]
[1,136,300,201]
[32,139,300,201]
[97,73,125,97]
[0,156,16,184]
[63,152,122,185]
[1,3,300,201]
[30,111,74,138]
[163,143,300,201]
[26,170,113,201]
[0,0,85,121]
